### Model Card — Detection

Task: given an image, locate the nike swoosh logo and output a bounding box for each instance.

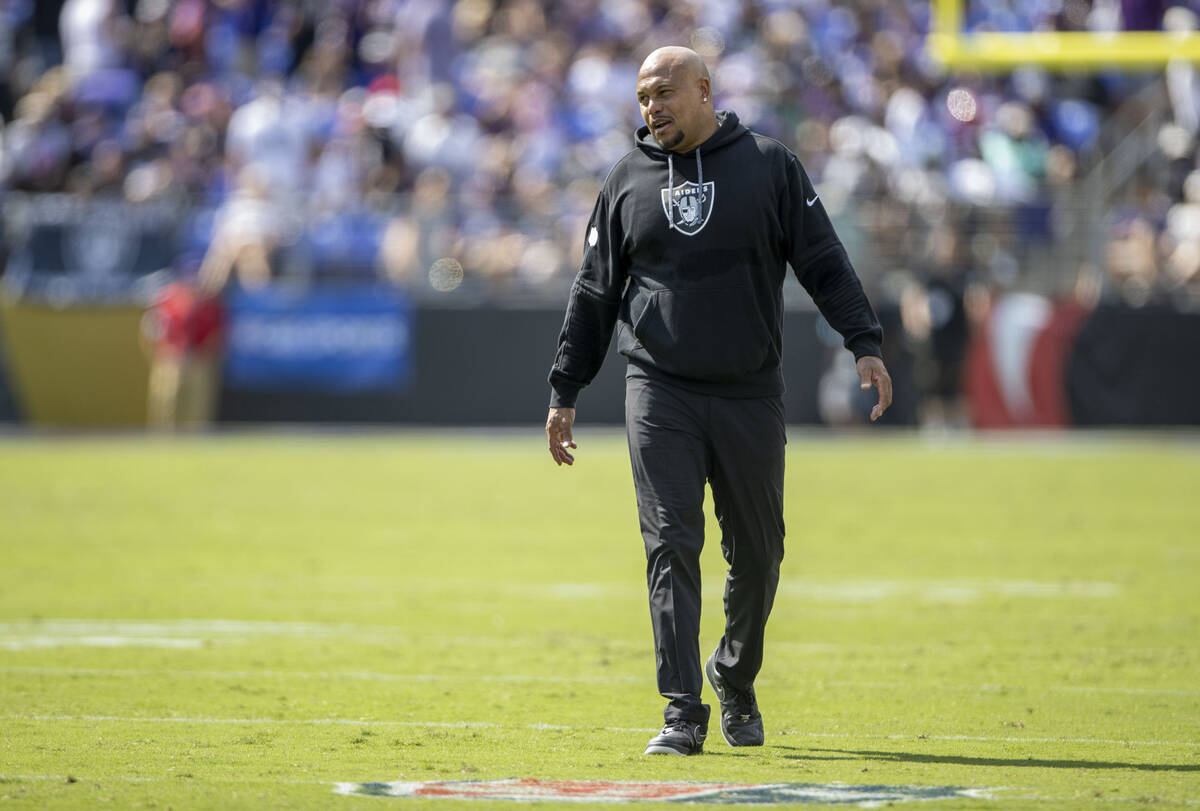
[806,195,819,206]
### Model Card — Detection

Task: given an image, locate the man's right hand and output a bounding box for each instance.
[546,407,577,466]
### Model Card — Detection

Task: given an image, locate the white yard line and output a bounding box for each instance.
[0,620,528,645]
[822,680,1200,697]
[777,579,1120,603]
[0,666,641,684]
[0,774,329,785]
[0,585,1127,642]
[2,715,1196,747]
[1050,685,1200,697]
[1,637,206,651]
[0,775,160,783]
[793,731,1200,747]
[1,714,501,728]
[4,666,1196,697]
[4,620,1192,658]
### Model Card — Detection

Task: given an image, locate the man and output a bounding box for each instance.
[142,280,226,431]
[545,47,892,756]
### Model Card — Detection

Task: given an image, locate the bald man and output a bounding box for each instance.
[546,47,891,756]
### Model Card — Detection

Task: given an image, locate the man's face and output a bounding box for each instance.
[636,58,708,153]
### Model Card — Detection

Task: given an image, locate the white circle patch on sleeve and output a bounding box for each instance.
[588,227,598,247]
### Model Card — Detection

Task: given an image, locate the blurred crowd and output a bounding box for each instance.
[2,0,1200,314]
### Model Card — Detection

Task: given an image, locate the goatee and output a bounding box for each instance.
[655,130,685,150]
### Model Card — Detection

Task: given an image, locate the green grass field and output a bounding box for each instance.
[0,430,1197,809]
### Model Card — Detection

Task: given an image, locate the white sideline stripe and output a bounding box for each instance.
[4,621,1190,657]
[1051,685,1200,697]
[793,731,1200,747]
[0,584,1123,640]
[2,715,501,728]
[0,774,328,785]
[0,775,159,783]
[4,667,1197,697]
[540,579,1123,602]
[0,666,641,685]
[3,715,1197,747]
[0,620,539,647]
[2,637,205,651]
[823,679,1200,697]
[778,579,1120,603]
[1001,795,1200,808]
[0,620,367,636]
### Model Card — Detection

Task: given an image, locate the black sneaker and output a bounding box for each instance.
[643,718,707,755]
[705,652,764,746]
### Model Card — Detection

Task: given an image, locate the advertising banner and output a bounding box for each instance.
[224,286,411,392]
[0,300,149,426]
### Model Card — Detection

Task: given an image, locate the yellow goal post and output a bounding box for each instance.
[928,0,1200,69]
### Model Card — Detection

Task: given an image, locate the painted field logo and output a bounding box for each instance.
[333,778,993,804]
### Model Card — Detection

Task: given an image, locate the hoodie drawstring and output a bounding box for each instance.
[666,153,675,231]
[665,147,702,231]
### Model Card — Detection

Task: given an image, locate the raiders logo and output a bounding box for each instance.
[660,180,715,236]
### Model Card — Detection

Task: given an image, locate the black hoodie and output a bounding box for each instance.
[548,110,882,408]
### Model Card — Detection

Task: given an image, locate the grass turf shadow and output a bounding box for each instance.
[796,747,1200,773]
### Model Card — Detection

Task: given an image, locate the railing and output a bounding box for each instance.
[0,82,1184,312]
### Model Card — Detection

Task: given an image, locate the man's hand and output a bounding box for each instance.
[546,407,577,466]
[857,356,893,422]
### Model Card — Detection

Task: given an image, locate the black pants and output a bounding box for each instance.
[625,375,786,724]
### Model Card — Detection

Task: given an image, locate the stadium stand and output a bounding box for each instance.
[1,0,1198,427]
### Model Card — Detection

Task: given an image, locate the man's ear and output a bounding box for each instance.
[699,78,711,103]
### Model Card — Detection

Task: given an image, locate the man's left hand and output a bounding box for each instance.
[857,356,892,422]
[546,407,577,466]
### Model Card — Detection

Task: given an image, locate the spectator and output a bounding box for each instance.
[197,166,282,293]
[0,0,1194,380]
[141,279,226,430]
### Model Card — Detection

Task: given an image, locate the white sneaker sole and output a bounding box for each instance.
[643,744,690,755]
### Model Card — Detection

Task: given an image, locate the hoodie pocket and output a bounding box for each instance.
[632,286,771,381]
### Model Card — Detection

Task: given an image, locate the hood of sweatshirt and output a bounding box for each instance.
[635,110,748,232]
[634,109,748,161]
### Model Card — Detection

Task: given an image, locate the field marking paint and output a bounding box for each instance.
[4,775,1197,806]
[0,774,330,786]
[791,731,1200,747]
[332,778,999,805]
[822,679,1200,697]
[0,619,415,640]
[0,619,641,650]
[1050,685,1200,697]
[0,620,358,635]
[523,579,1122,604]
[0,579,1123,642]
[0,666,642,685]
[4,715,1196,748]
[1,774,995,804]
[0,775,161,784]
[0,714,501,728]
[5,666,1197,697]
[778,579,1119,604]
[507,579,1123,604]
[1,636,205,651]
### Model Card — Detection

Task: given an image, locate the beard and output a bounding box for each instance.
[654,128,685,150]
